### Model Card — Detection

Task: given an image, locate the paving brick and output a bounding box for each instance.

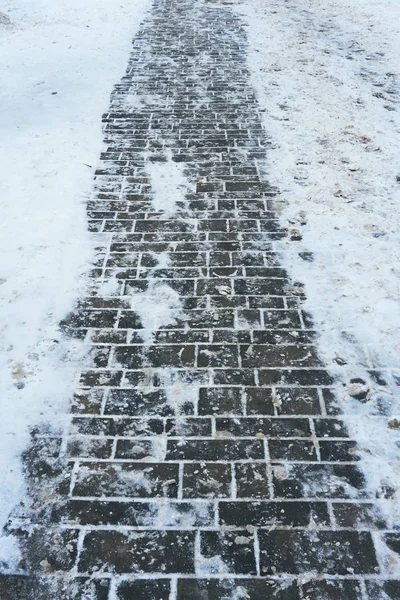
[104,389,172,416]
[332,502,387,529]
[219,500,329,527]
[234,462,270,498]
[176,579,300,600]
[258,369,334,386]
[300,579,363,600]
[215,417,311,438]
[66,437,113,459]
[183,463,232,498]
[78,530,195,574]
[198,387,244,415]
[366,580,400,600]
[197,345,239,368]
[116,579,170,600]
[319,440,360,461]
[0,576,110,600]
[71,389,105,414]
[384,532,400,555]
[240,345,322,368]
[200,530,256,574]
[269,439,318,461]
[314,418,349,437]
[21,527,80,573]
[114,440,156,459]
[272,463,369,499]
[258,530,379,574]
[274,388,321,415]
[165,439,265,461]
[72,462,178,498]
[51,499,153,526]
[165,417,212,437]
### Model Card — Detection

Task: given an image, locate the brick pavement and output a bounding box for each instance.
[1,0,399,598]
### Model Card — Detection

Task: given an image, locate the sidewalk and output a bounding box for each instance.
[1,0,394,598]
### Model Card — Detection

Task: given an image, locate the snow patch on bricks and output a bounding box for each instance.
[238,0,400,528]
[130,282,183,344]
[145,151,194,213]
[161,371,200,416]
[0,0,151,569]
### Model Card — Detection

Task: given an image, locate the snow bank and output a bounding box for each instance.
[0,0,150,567]
[237,0,400,529]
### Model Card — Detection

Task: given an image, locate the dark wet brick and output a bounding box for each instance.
[78,530,195,574]
[89,329,128,344]
[165,417,212,437]
[258,369,334,386]
[114,439,156,459]
[213,369,256,386]
[21,528,79,573]
[104,389,172,416]
[0,576,110,600]
[165,439,264,461]
[384,533,400,555]
[70,417,115,436]
[79,370,123,387]
[245,387,275,415]
[72,463,178,498]
[319,440,360,461]
[300,579,363,600]
[66,437,113,459]
[219,501,329,527]
[314,418,349,437]
[200,530,256,574]
[71,389,104,414]
[113,417,165,437]
[117,311,144,328]
[240,345,322,368]
[274,388,321,415]
[197,345,239,368]
[269,440,318,461]
[272,463,368,499]
[116,579,170,600]
[258,530,379,574]
[153,329,209,343]
[322,388,342,415]
[61,309,118,329]
[51,500,153,526]
[253,330,317,344]
[198,387,244,415]
[366,580,400,599]
[183,463,231,498]
[212,328,251,342]
[215,417,311,438]
[234,278,287,296]
[113,345,196,368]
[235,463,270,498]
[262,310,302,329]
[177,578,300,600]
[332,503,387,529]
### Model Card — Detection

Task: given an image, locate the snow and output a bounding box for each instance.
[130,282,183,344]
[145,151,194,213]
[0,0,150,568]
[237,0,400,529]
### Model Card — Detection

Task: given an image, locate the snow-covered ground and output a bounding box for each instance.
[238,0,400,535]
[0,0,150,565]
